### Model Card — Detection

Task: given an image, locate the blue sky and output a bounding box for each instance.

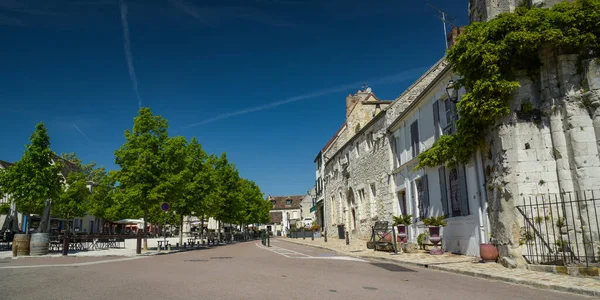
[0,0,468,196]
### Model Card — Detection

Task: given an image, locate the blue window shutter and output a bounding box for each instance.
[438,167,449,217]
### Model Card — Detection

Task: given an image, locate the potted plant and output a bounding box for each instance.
[310,224,321,238]
[422,216,447,255]
[393,214,412,243]
[480,233,499,262]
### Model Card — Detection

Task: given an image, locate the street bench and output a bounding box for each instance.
[371,221,394,252]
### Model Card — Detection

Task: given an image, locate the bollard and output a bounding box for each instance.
[372,226,376,252]
[345,231,349,245]
[302,229,305,240]
[391,226,398,255]
[202,239,205,246]
[267,233,270,247]
[311,232,314,241]
[62,235,70,256]
[12,243,17,257]
[324,231,327,243]
[136,231,142,254]
[176,243,179,249]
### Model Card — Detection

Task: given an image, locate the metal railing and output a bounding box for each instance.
[516,192,600,267]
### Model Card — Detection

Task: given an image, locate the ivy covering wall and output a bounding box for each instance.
[416,0,600,169]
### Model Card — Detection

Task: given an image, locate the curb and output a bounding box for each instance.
[280,239,600,298]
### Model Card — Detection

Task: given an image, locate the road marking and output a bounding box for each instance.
[255,243,367,262]
[0,256,146,269]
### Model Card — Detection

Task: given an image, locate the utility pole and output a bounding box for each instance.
[425,2,457,50]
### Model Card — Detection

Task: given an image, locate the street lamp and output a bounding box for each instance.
[446,79,459,103]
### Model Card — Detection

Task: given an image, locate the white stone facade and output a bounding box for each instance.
[387,63,489,256]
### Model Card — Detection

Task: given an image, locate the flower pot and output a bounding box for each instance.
[480,243,499,262]
[396,225,408,243]
[428,226,443,255]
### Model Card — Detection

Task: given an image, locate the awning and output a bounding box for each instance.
[113,219,145,225]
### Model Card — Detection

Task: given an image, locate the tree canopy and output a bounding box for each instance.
[2,110,271,237]
[0,123,63,220]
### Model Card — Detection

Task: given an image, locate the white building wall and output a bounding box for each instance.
[388,65,487,257]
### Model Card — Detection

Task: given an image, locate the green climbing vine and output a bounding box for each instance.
[416,0,600,169]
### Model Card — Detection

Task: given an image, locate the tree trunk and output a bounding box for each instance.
[218,220,222,243]
[143,208,148,250]
[179,214,184,246]
[200,214,205,240]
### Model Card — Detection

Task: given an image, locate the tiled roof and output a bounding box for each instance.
[0,160,13,169]
[268,195,303,210]
[269,211,282,224]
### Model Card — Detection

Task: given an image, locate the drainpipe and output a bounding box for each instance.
[475,150,490,244]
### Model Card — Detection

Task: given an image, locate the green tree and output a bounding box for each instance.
[53,172,90,233]
[0,123,63,233]
[157,136,191,244]
[207,153,241,241]
[61,152,107,184]
[183,138,211,238]
[113,108,169,250]
[237,178,268,237]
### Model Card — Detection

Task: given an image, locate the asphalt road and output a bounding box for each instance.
[0,238,593,300]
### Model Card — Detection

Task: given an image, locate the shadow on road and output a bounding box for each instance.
[370,262,417,272]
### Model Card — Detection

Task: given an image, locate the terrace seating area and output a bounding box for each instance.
[48,233,127,253]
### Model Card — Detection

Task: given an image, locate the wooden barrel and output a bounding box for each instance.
[30,233,49,256]
[13,234,31,256]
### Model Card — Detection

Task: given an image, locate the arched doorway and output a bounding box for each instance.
[347,188,356,232]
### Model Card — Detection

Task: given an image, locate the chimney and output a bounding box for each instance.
[447,26,466,48]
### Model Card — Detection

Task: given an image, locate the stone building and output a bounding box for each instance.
[264,195,304,236]
[387,59,490,256]
[317,0,599,266]
[462,0,600,267]
[322,89,396,240]
[313,151,325,229]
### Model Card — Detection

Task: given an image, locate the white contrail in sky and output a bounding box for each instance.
[119,0,142,109]
[73,124,93,143]
[182,66,428,128]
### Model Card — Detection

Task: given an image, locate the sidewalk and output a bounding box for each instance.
[282,236,600,297]
[0,237,214,260]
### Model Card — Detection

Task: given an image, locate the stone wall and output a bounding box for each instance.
[323,112,392,240]
[484,53,600,266]
[468,0,574,23]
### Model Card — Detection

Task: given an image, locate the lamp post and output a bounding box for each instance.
[446,79,459,103]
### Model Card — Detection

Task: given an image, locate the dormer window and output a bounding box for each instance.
[286,199,292,205]
[271,200,276,208]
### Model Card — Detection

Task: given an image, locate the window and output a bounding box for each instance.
[271,200,276,208]
[370,183,377,217]
[293,211,298,219]
[410,120,419,158]
[449,166,470,217]
[358,188,365,202]
[330,196,336,224]
[433,100,440,140]
[286,199,292,205]
[444,99,457,134]
[415,176,430,220]
[398,190,407,216]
